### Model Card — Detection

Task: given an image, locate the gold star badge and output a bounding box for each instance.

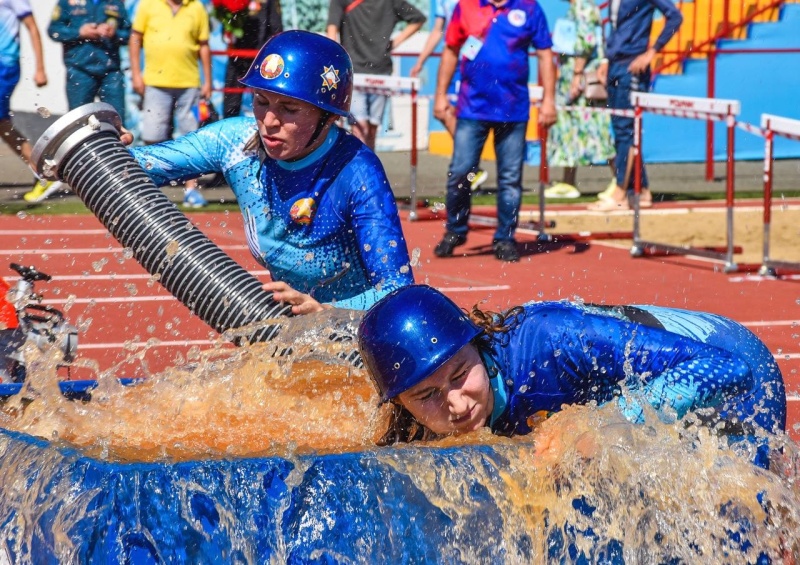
[321,66,340,90]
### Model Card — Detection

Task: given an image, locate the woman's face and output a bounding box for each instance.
[252,89,328,161]
[397,344,493,436]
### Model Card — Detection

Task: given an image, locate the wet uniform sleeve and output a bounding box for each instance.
[562,312,755,423]
[333,155,413,310]
[130,121,231,186]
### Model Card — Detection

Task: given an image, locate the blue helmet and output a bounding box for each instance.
[239,30,353,117]
[358,285,483,402]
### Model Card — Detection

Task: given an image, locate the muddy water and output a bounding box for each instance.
[0,313,798,562]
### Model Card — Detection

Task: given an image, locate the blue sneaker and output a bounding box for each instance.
[182,189,208,208]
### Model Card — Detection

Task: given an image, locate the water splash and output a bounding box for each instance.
[0,312,797,562]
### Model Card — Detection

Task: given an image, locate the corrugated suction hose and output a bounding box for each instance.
[30,103,292,343]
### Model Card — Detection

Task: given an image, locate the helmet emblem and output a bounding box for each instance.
[260,54,285,80]
[289,198,317,225]
[320,66,340,91]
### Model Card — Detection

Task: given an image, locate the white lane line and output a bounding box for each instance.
[728,274,800,282]
[0,229,109,235]
[742,320,800,327]
[0,245,249,255]
[7,271,270,282]
[79,339,227,350]
[441,285,512,292]
[44,296,177,305]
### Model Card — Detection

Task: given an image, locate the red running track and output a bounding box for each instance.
[1,209,798,440]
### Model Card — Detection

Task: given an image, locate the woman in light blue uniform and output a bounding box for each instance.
[358,285,786,469]
[131,31,413,313]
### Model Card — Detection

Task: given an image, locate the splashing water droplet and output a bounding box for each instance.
[37,107,51,118]
[16,211,27,219]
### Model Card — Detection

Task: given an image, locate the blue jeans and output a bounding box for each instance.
[445,119,527,242]
[66,66,126,123]
[607,60,650,191]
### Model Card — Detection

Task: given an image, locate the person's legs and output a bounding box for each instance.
[435,119,491,257]
[140,86,174,144]
[97,69,126,123]
[0,63,29,161]
[492,121,526,259]
[608,62,650,195]
[65,66,100,110]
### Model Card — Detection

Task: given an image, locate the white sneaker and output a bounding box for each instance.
[544,182,581,199]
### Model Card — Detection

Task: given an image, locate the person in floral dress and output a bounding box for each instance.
[546,0,615,199]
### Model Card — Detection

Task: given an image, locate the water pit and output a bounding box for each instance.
[0,312,798,563]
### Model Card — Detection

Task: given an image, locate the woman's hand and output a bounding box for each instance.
[568,73,583,103]
[262,281,329,315]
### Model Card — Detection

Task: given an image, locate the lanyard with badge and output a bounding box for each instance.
[463,1,506,61]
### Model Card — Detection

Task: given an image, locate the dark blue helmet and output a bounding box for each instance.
[358,285,483,402]
[239,30,353,117]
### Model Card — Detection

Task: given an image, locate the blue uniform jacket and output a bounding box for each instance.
[486,302,785,443]
[48,0,131,75]
[605,0,682,63]
[132,118,414,310]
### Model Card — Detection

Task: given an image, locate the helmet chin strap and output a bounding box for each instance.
[306,111,333,148]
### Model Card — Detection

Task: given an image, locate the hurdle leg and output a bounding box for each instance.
[409,85,419,221]
[630,105,644,257]
[722,111,738,273]
[758,129,776,276]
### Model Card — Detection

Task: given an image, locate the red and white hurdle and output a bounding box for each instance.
[758,113,800,276]
[628,92,742,272]
[352,74,423,218]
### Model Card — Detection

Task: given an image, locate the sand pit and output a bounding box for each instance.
[522,202,800,265]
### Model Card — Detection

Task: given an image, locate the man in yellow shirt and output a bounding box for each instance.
[129,0,212,207]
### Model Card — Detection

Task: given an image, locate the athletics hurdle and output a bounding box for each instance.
[353,74,422,219]
[629,92,742,272]
[758,113,800,277]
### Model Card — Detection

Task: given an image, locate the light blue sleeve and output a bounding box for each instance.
[130,118,254,187]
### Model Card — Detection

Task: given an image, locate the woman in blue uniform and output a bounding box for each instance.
[130,31,413,314]
[358,285,786,469]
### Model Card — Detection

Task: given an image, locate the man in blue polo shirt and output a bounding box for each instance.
[590,0,682,211]
[433,0,556,262]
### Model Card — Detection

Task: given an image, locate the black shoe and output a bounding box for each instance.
[434,232,467,257]
[493,239,520,262]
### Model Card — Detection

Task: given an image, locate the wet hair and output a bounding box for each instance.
[377,302,525,446]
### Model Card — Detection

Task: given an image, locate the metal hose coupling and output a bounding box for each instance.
[30,103,292,343]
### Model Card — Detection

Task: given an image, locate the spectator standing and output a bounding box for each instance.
[129,0,212,208]
[0,0,55,199]
[433,0,557,262]
[222,0,283,119]
[409,0,487,191]
[24,0,130,203]
[545,0,615,200]
[326,0,426,150]
[590,0,682,211]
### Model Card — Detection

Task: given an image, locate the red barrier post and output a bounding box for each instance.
[760,127,775,274]
[706,50,717,182]
[723,108,736,271]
